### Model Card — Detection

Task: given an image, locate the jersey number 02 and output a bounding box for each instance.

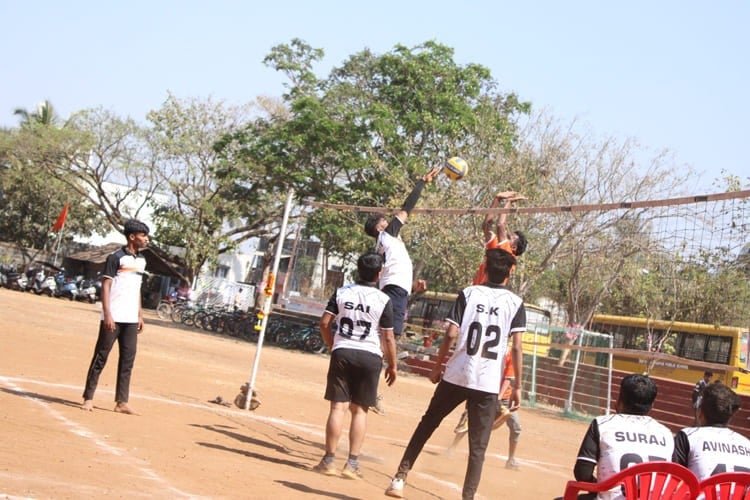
[465,322,501,359]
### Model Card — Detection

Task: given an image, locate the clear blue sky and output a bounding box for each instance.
[2,1,748,188]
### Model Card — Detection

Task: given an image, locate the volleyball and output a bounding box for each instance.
[443,156,469,181]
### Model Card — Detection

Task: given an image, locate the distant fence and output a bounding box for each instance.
[193,276,256,312]
[402,352,750,435]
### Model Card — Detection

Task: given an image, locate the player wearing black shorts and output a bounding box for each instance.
[312,252,397,480]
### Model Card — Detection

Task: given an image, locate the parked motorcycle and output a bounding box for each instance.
[30,268,56,296]
[54,271,78,300]
[75,276,98,303]
[0,264,28,291]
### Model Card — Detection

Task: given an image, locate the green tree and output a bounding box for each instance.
[223,39,531,292]
[0,106,105,263]
[147,93,285,282]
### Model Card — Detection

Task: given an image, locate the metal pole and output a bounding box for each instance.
[53,226,64,267]
[606,333,613,415]
[530,324,539,406]
[245,188,294,409]
[565,327,584,414]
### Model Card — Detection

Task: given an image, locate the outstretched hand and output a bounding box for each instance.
[423,166,441,183]
[496,191,527,201]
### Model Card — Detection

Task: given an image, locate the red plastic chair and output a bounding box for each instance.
[563,462,700,500]
[699,473,750,500]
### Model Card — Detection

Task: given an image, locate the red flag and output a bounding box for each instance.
[51,203,69,232]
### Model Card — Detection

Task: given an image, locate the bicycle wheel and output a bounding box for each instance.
[171,306,185,323]
[212,314,226,334]
[156,302,172,320]
[303,332,327,354]
[194,311,211,330]
[181,309,196,327]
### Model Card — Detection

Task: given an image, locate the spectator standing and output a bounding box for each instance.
[81,219,150,415]
[692,370,714,425]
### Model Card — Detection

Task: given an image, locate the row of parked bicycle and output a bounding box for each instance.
[0,263,100,303]
[154,296,328,354]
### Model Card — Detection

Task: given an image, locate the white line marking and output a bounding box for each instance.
[0,377,202,499]
[2,375,572,494]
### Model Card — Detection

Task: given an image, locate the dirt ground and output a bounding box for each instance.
[0,287,590,499]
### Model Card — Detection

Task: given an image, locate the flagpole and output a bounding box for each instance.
[53,221,64,267]
[51,203,69,267]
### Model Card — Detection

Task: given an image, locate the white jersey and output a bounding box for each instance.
[442,284,525,393]
[673,426,750,480]
[324,282,394,357]
[102,247,147,323]
[375,216,413,293]
[577,414,674,500]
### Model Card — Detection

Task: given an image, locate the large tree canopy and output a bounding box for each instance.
[220,39,531,278]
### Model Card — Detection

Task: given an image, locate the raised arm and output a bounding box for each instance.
[494,191,526,242]
[395,166,440,223]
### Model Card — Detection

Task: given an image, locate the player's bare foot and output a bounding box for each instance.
[81,400,94,411]
[114,403,139,415]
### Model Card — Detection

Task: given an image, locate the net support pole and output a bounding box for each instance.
[529,326,539,406]
[244,188,295,409]
[565,328,584,414]
[606,334,613,415]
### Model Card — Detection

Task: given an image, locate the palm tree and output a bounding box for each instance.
[13,100,60,128]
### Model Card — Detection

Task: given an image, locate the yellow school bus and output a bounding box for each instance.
[589,314,750,395]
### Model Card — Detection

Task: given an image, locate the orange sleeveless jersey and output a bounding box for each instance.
[472,236,515,285]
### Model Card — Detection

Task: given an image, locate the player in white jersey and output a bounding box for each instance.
[573,374,674,500]
[385,249,525,500]
[312,252,397,480]
[673,382,750,480]
[81,219,149,415]
[364,165,439,415]
[363,166,439,338]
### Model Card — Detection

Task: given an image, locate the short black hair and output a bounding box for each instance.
[618,374,658,415]
[364,213,386,238]
[123,219,150,237]
[704,370,714,377]
[357,251,383,282]
[700,382,741,425]
[514,230,528,256]
[485,248,516,284]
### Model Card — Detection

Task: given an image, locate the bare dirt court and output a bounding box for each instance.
[0,288,589,499]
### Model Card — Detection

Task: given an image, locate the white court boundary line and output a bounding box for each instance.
[0,377,203,499]
[2,375,571,496]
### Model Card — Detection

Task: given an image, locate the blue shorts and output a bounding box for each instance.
[381,284,408,336]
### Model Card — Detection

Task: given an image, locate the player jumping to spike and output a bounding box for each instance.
[363,165,440,414]
[473,191,527,285]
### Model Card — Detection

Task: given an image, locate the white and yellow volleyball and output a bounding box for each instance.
[443,156,469,181]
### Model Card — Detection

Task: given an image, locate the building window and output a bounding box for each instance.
[214,265,229,278]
